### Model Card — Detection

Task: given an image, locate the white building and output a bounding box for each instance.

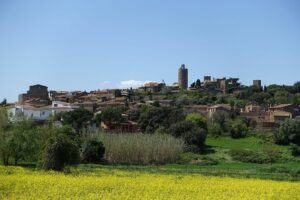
[8,101,79,121]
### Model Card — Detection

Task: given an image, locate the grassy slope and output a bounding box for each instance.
[73,136,300,181]
[10,136,300,181]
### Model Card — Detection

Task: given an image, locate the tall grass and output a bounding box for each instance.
[84,132,184,165]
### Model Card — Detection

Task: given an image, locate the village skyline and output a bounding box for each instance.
[1,0,300,102]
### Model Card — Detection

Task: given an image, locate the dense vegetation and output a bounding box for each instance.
[1,82,300,176]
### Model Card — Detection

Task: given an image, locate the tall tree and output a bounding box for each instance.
[62,108,93,133]
[0,107,11,165]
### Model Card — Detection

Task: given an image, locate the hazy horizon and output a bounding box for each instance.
[1,0,299,102]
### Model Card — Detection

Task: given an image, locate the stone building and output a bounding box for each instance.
[253,80,262,89]
[269,104,300,123]
[18,84,50,105]
[178,64,188,89]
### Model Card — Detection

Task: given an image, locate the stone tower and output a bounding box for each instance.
[178,64,188,89]
[253,80,262,89]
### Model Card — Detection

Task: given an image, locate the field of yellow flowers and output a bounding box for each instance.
[0,166,299,200]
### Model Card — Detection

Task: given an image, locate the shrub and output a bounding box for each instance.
[186,113,207,130]
[208,124,223,137]
[212,111,231,132]
[168,121,207,152]
[290,144,300,157]
[138,107,184,133]
[62,108,93,133]
[85,132,184,165]
[41,133,80,171]
[81,140,105,164]
[230,119,248,139]
[229,148,280,164]
[275,119,300,145]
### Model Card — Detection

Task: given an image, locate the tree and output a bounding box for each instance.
[195,79,201,88]
[41,133,80,171]
[230,119,248,139]
[62,108,93,133]
[190,82,196,88]
[0,98,7,106]
[275,119,300,145]
[138,107,184,133]
[9,115,37,165]
[0,107,11,165]
[127,108,142,122]
[208,124,223,138]
[81,140,105,164]
[100,107,124,129]
[293,81,300,93]
[274,91,293,104]
[212,111,230,132]
[262,146,281,165]
[168,121,207,152]
[186,113,207,130]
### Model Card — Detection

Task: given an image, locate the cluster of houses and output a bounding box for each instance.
[7,78,300,132]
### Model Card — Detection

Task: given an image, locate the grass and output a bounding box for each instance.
[83,132,184,164]
[4,135,300,181]
[206,136,286,151]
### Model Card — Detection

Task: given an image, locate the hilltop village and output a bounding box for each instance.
[6,64,300,132]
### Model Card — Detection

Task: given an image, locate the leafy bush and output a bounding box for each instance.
[81,140,105,164]
[229,148,280,164]
[275,119,300,145]
[208,124,223,138]
[185,113,207,130]
[290,144,300,157]
[41,133,80,171]
[62,108,93,133]
[138,107,184,133]
[168,121,207,152]
[230,119,248,139]
[212,111,231,132]
[85,132,184,165]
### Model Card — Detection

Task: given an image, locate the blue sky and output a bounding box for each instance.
[0,0,299,102]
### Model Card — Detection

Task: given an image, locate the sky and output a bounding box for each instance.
[0,0,300,102]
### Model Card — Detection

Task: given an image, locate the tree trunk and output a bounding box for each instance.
[14,157,18,166]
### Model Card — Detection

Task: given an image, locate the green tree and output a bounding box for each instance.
[62,108,93,133]
[41,132,80,171]
[138,107,184,133]
[81,140,105,164]
[168,121,207,152]
[186,113,207,130]
[293,81,300,93]
[230,119,248,139]
[212,111,230,132]
[275,119,300,145]
[274,91,293,104]
[208,124,223,138]
[0,98,7,106]
[0,107,11,165]
[100,107,125,129]
[195,79,201,88]
[9,115,38,165]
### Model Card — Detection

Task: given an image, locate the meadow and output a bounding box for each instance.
[1,166,300,200]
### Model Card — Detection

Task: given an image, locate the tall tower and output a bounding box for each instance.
[253,80,262,89]
[178,64,188,89]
